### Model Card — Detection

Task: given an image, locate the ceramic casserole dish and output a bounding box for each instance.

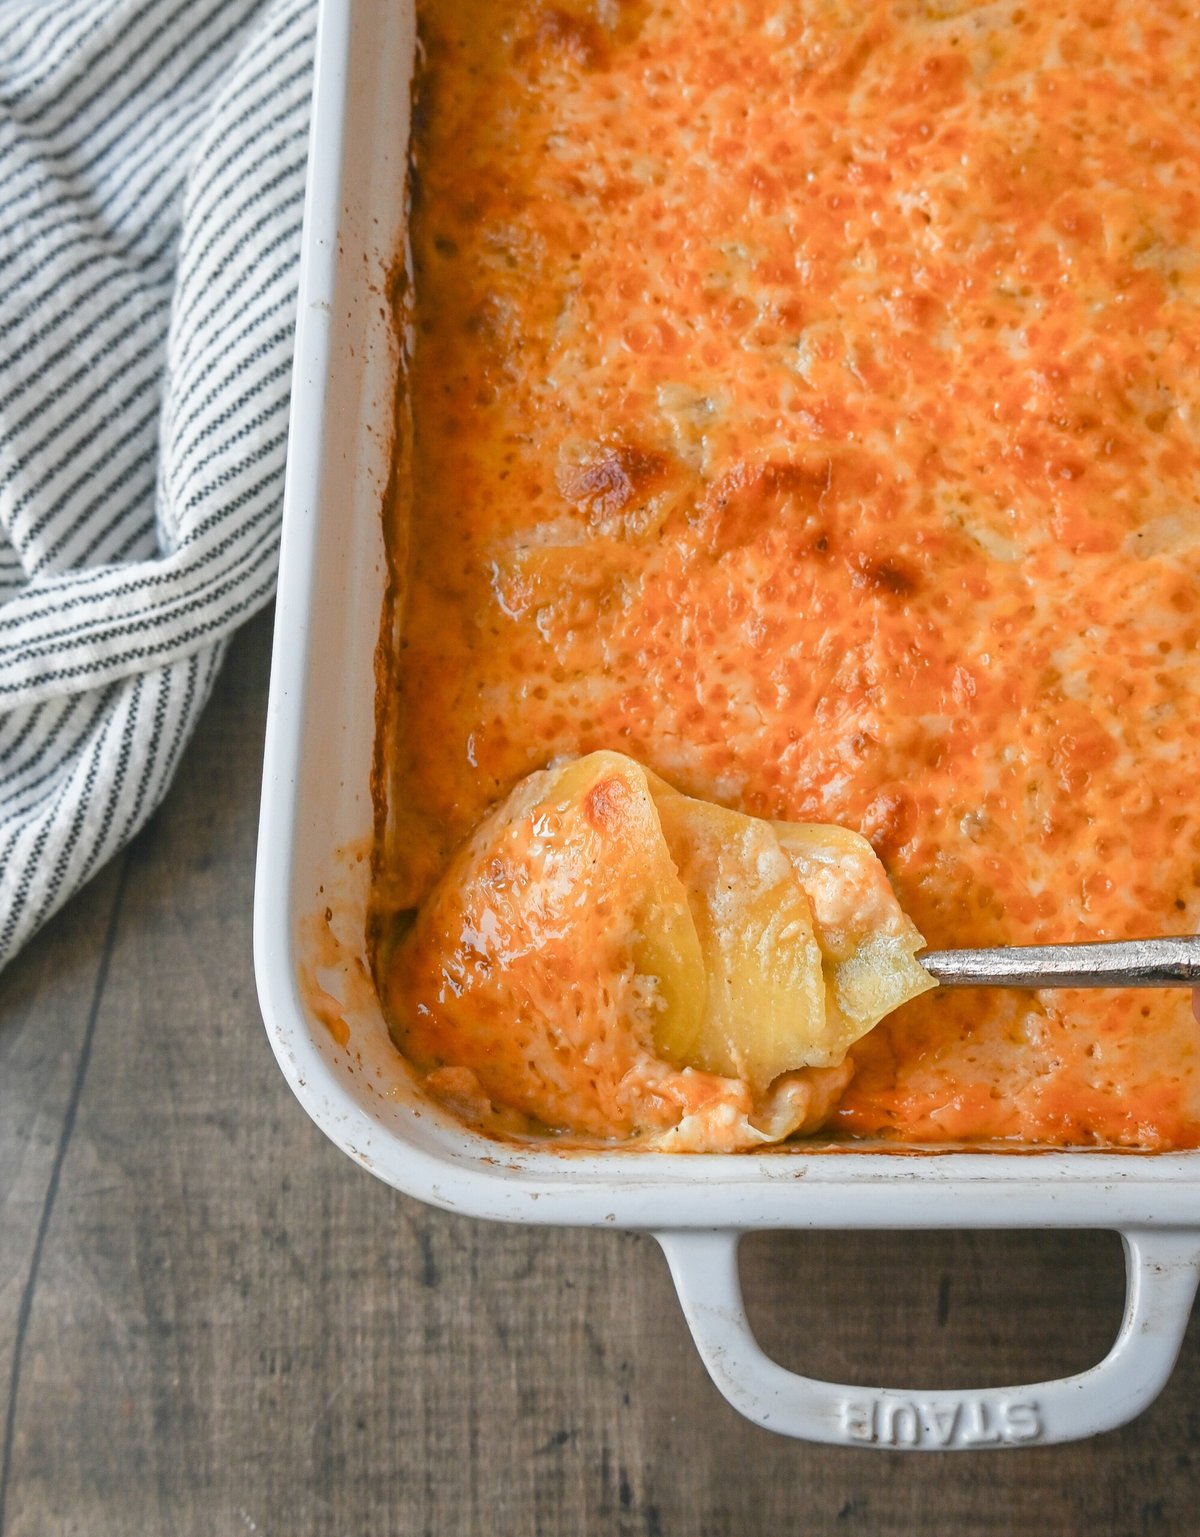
[254,0,1200,1449]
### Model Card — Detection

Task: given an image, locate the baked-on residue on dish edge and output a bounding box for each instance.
[373,0,1200,1148]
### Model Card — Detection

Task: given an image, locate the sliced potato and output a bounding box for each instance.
[650,783,828,1091]
[773,821,936,1056]
[547,754,708,1059]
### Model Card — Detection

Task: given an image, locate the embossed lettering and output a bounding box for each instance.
[841,1401,877,1443]
[1002,1401,1042,1443]
[881,1402,921,1446]
[839,1394,1044,1447]
[959,1400,1003,1446]
[921,1403,961,1446]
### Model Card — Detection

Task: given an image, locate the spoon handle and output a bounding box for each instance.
[920,935,1200,988]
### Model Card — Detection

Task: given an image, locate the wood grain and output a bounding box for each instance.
[1,608,1198,1536]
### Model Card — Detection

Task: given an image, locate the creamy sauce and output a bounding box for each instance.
[377,0,1200,1148]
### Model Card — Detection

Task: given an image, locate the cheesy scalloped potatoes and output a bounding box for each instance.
[374,0,1200,1148]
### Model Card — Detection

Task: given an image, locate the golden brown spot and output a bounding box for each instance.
[696,459,835,555]
[855,557,920,598]
[582,774,633,834]
[516,6,609,69]
[557,443,671,525]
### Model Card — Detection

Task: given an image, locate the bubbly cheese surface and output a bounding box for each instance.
[378,0,1200,1147]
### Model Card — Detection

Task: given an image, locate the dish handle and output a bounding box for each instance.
[656,1227,1200,1449]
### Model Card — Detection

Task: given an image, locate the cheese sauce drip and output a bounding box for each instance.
[381,0,1200,1147]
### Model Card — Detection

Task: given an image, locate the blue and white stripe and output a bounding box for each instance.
[0,0,315,966]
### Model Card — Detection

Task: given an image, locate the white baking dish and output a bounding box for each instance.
[254,0,1200,1449]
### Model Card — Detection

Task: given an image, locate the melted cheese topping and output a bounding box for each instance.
[378,0,1200,1148]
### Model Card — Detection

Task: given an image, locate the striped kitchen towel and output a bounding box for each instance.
[0,0,316,968]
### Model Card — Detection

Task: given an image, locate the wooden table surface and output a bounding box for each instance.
[1,608,1198,1537]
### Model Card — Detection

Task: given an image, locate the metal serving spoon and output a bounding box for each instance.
[919,935,1200,988]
